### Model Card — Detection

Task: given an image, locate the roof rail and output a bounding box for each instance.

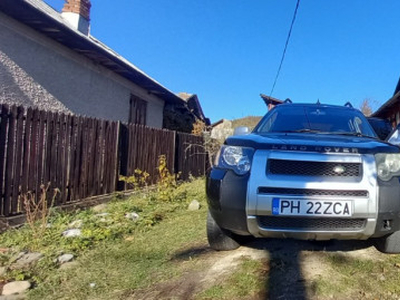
[284,98,292,104]
[344,102,353,108]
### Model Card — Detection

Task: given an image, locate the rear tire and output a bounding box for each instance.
[375,231,400,254]
[207,211,240,251]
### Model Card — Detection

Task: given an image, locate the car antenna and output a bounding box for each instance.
[317,99,321,105]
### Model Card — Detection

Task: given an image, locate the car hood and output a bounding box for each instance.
[225,133,400,154]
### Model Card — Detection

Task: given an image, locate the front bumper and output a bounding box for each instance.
[206,150,400,240]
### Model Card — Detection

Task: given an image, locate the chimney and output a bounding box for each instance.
[61,0,91,35]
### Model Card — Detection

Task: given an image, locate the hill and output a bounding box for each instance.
[231,116,262,130]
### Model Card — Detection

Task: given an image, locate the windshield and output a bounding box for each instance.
[254,105,377,138]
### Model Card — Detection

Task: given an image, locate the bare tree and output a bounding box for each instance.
[359,98,373,117]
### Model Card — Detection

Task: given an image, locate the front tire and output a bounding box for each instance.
[375,231,400,254]
[207,211,240,251]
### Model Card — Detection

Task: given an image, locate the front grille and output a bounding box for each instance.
[258,187,369,198]
[268,159,361,177]
[258,216,366,231]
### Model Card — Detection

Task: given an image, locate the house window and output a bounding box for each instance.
[129,95,147,125]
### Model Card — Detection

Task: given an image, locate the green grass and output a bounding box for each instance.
[197,258,267,300]
[29,207,207,300]
[4,177,400,300]
[311,252,400,299]
[0,178,208,300]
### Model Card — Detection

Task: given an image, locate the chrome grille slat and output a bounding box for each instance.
[258,217,366,231]
[258,187,368,197]
[268,159,361,177]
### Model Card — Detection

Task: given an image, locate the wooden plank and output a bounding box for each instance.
[51,113,64,205]
[68,115,78,201]
[63,114,71,203]
[80,117,89,199]
[0,105,10,216]
[168,130,175,174]
[4,106,16,216]
[105,121,113,193]
[96,120,101,194]
[28,108,39,202]
[49,112,59,205]
[90,118,99,196]
[42,110,52,201]
[91,119,97,195]
[109,121,117,193]
[125,124,132,178]
[11,106,24,214]
[97,119,105,194]
[20,107,33,212]
[108,122,117,193]
[72,116,83,201]
[45,111,53,197]
[110,121,120,193]
[87,117,94,197]
[35,109,46,208]
[175,132,181,179]
[58,114,67,204]
[101,121,109,194]
[128,124,136,178]
[84,118,91,197]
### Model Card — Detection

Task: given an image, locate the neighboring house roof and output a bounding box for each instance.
[177,92,209,125]
[371,90,400,118]
[260,94,284,106]
[0,0,185,106]
[211,119,230,128]
[371,75,400,118]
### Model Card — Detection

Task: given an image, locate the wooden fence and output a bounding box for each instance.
[0,104,207,217]
[175,132,207,180]
[119,123,175,185]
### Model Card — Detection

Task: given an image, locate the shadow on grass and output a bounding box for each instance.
[172,245,212,261]
[172,238,375,300]
[249,238,373,300]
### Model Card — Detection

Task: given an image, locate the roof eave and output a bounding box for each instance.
[0,0,185,106]
[371,91,400,118]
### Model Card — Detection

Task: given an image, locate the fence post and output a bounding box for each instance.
[114,121,122,192]
[171,130,176,175]
[0,105,9,216]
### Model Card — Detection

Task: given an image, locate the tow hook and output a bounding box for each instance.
[383,220,392,231]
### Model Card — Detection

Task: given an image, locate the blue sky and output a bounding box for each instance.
[45,0,400,123]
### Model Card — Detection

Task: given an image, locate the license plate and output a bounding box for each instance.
[272,198,352,217]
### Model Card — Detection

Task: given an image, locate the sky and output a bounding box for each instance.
[45,0,400,123]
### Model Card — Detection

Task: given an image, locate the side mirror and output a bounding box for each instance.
[387,124,400,146]
[233,126,250,136]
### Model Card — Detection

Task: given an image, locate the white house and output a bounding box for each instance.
[0,0,205,130]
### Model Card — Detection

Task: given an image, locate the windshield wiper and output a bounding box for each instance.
[325,131,372,138]
[274,129,322,133]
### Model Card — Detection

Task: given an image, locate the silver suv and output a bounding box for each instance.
[206,103,400,253]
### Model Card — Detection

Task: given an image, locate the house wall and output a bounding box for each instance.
[0,12,164,128]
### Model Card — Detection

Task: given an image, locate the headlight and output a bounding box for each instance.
[375,153,400,181]
[216,145,254,175]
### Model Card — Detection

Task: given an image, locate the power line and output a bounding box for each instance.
[269,0,301,97]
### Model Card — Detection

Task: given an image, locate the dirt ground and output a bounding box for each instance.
[131,238,389,300]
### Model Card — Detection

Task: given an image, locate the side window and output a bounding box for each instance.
[258,111,278,132]
[129,95,147,125]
